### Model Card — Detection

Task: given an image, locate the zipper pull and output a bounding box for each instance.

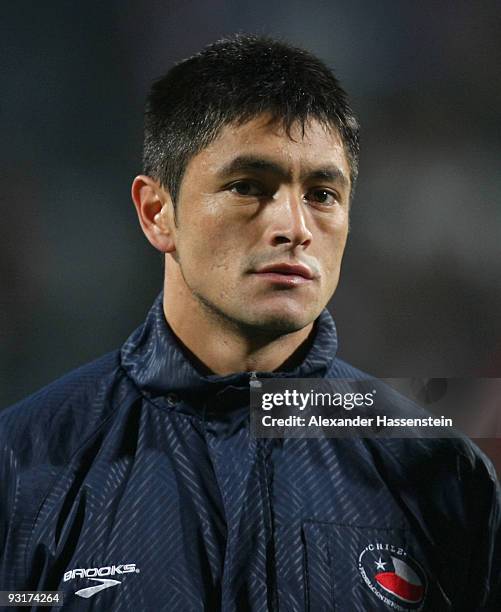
[249,371,262,388]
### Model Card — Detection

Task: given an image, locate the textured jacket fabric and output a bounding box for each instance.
[1,293,500,611]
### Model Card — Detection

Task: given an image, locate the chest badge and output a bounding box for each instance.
[358,542,426,611]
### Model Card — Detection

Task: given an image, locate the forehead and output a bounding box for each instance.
[184,114,351,185]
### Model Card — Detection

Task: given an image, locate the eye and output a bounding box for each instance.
[228,180,265,197]
[304,188,339,207]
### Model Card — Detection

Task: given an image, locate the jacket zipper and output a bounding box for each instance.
[249,371,262,388]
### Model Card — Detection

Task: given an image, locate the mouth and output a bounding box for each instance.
[252,262,316,286]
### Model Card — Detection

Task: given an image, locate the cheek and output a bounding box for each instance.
[317,221,349,271]
[180,218,243,278]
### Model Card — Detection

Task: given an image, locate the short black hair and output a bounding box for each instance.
[143,34,360,203]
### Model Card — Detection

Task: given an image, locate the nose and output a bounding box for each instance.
[268,189,312,248]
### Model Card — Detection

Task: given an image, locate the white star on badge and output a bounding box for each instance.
[375,557,386,571]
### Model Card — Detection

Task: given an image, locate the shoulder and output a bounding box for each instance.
[370,434,498,500]
[0,350,129,467]
[0,351,141,583]
[328,357,499,497]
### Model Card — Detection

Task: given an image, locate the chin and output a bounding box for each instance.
[243,306,318,336]
[197,291,321,336]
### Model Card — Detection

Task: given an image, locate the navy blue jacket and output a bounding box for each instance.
[1,294,500,611]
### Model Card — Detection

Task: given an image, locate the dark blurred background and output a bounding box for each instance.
[1,1,500,443]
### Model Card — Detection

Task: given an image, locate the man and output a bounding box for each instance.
[0,34,499,611]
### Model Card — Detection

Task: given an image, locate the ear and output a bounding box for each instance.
[131,175,176,253]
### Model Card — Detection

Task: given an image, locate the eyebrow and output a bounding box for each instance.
[217,155,350,189]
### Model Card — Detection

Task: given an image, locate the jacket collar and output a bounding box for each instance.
[121,292,338,398]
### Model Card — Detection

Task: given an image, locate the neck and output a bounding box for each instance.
[162,264,314,375]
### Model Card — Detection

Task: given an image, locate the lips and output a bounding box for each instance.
[254,263,314,279]
[251,262,316,287]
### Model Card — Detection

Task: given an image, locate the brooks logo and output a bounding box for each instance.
[64,563,140,599]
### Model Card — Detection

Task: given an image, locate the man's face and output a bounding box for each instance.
[171,114,351,335]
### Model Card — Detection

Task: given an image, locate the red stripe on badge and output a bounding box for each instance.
[375,572,424,603]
